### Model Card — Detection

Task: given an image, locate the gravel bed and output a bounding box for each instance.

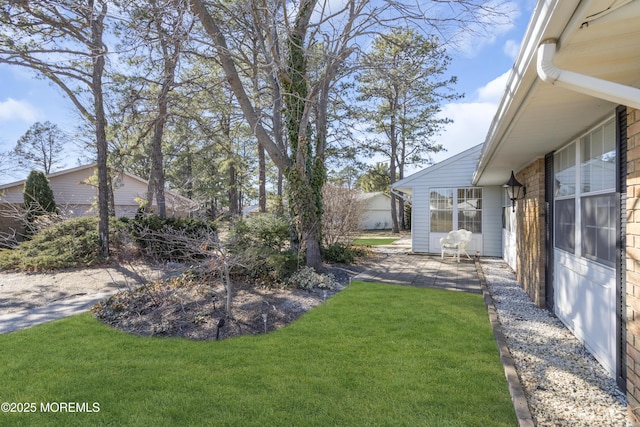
[480,258,631,427]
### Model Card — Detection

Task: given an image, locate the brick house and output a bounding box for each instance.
[393,0,640,420]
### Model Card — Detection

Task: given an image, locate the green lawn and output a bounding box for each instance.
[352,237,399,246]
[0,282,516,426]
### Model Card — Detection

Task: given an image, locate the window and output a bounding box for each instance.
[430,188,482,233]
[581,194,617,266]
[458,188,482,233]
[581,120,616,193]
[555,199,575,253]
[553,118,618,266]
[555,143,576,197]
[430,189,453,232]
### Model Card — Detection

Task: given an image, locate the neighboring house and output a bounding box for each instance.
[0,164,198,232]
[393,144,502,256]
[359,192,392,230]
[242,205,260,217]
[392,0,640,415]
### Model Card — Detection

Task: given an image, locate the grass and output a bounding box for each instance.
[0,282,516,426]
[352,237,399,246]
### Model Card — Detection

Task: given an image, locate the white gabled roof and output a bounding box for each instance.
[392,144,483,193]
[357,191,390,201]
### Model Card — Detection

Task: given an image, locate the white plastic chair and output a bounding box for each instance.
[439,229,473,262]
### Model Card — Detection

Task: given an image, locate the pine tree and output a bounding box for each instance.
[23,170,57,234]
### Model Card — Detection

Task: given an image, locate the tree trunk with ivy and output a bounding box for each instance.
[282,3,325,272]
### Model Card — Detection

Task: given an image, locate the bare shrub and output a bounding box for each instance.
[0,198,65,246]
[321,185,366,246]
[126,223,236,317]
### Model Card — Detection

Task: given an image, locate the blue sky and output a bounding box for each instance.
[0,0,535,184]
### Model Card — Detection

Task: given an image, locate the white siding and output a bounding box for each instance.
[393,145,502,256]
[481,186,503,257]
[360,193,392,230]
[411,187,430,252]
[406,147,482,188]
[555,251,617,376]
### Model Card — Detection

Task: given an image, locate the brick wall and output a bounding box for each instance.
[515,158,546,307]
[626,107,640,422]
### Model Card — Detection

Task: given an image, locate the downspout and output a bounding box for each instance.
[537,40,640,110]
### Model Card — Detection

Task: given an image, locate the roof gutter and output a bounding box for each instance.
[537,39,640,110]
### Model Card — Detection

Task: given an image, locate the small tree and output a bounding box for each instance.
[23,170,57,235]
[322,185,365,247]
[13,121,66,174]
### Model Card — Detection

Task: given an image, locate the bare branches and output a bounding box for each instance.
[321,184,366,246]
[0,196,64,246]
[130,222,237,316]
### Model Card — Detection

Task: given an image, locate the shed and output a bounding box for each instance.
[358,192,392,230]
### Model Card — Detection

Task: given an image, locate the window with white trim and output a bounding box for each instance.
[458,188,482,233]
[553,117,617,266]
[430,189,453,232]
[430,187,482,233]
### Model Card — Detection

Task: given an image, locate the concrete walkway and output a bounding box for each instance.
[0,291,115,334]
[354,252,481,294]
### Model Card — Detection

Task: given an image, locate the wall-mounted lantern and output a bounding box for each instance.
[504,171,526,212]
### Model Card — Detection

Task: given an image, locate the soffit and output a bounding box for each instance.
[475,0,640,186]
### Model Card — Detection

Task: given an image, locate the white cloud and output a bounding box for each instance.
[503,39,521,60]
[0,98,39,122]
[476,70,511,103]
[450,1,521,58]
[429,71,511,164]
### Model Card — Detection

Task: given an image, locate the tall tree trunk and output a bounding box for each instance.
[228,162,238,216]
[272,74,285,216]
[107,173,116,217]
[92,0,109,258]
[398,162,405,230]
[390,162,399,233]
[145,178,154,214]
[151,110,167,218]
[389,105,399,234]
[282,2,325,272]
[258,144,266,213]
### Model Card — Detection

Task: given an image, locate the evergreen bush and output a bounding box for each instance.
[0,217,125,271]
[23,170,57,235]
[322,243,365,264]
[228,213,299,285]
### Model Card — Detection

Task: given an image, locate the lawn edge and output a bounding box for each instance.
[476,258,535,427]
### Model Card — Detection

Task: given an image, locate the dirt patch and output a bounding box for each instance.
[91,258,381,340]
[92,278,333,340]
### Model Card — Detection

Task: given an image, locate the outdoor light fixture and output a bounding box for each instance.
[504,171,526,212]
